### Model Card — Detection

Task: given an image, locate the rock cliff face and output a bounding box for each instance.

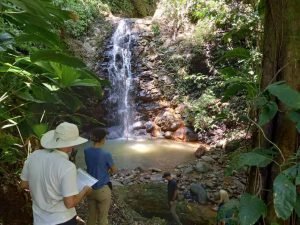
[98,17,200,141]
[130,18,201,141]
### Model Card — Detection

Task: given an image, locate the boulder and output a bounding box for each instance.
[145,121,154,132]
[136,102,163,113]
[194,145,207,158]
[138,89,161,102]
[201,156,215,163]
[194,161,211,173]
[151,125,162,137]
[164,131,173,139]
[131,121,145,130]
[116,184,216,225]
[154,109,181,131]
[173,127,198,142]
[183,166,194,174]
[190,183,210,204]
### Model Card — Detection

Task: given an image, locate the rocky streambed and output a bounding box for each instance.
[76,143,246,225]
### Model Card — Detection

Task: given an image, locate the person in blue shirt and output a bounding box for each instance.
[84,128,117,225]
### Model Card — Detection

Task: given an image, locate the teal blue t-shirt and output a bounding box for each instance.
[84,147,114,189]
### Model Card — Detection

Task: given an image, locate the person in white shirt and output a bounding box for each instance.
[20,122,92,225]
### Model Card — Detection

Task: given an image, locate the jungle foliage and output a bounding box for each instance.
[53,0,110,37]
[101,0,158,18]
[160,1,300,224]
[0,0,106,174]
[160,0,262,131]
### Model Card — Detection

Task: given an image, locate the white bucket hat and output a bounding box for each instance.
[41,122,87,149]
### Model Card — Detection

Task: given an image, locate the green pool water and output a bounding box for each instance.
[76,138,197,170]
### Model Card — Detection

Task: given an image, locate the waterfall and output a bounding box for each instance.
[107,20,134,138]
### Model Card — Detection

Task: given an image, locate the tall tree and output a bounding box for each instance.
[248,0,300,224]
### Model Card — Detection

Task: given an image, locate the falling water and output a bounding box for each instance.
[107,20,134,138]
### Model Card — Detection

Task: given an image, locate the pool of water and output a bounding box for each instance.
[76,138,197,170]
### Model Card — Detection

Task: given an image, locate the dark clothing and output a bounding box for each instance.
[216,203,236,225]
[84,147,114,190]
[167,179,182,225]
[168,179,178,201]
[57,216,76,225]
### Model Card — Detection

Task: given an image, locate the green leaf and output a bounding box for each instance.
[267,83,300,109]
[221,47,251,60]
[57,92,83,112]
[31,85,59,103]
[258,101,278,126]
[16,91,45,103]
[282,165,298,178]
[295,164,300,185]
[287,111,300,132]
[0,32,14,43]
[31,50,86,68]
[223,82,245,101]
[70,79,100,87]
[219,67,239,78]
[226,148,275,175]
[32,123,48,139]
[273,173,296,219]
[288,111,300,123]
[254,96,268,107]
[56,64,81,87]
[16,33,62,49]
[239,148,274,168]
[295,195,300,217]
[239,193,266,225]
[296,123,300,133]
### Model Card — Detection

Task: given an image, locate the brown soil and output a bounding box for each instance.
[0,176,32,225]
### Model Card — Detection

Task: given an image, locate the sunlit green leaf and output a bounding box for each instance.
[221,47,251,60]
[32,123,48,139]
[31,50,86,68]
[70,79,100,87]
[267,83,300,109]
[219,67,239,78]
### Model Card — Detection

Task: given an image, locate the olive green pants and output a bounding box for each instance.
[170,201,182,225]
[87,185,111,225]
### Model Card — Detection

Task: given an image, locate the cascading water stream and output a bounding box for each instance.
[107,20,134,138]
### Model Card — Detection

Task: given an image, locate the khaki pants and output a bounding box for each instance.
[87,185,111,225]
[170,201,182,225]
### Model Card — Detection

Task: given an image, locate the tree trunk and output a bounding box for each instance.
[247,0,300,224]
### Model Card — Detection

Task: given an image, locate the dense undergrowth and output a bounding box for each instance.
[2,0,300,224]
[0,0,108,223]
[153,0,262,135]
[156,1,300,225]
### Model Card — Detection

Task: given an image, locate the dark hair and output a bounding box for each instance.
[162,172,171,178]
[90,128,108,142]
